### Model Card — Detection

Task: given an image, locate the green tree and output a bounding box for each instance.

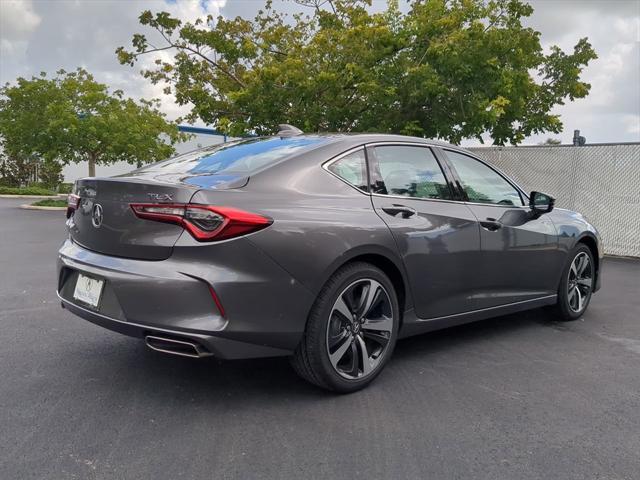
[0,151,38,187]
[0,69,187,177]
[117,0,596,145]
[37,159,64,189]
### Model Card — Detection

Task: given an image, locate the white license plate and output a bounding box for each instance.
[73,274,104,308]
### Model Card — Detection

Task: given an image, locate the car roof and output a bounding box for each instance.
[280,133,459,149]
[248,132,468,181]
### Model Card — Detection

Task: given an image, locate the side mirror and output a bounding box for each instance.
[529,191,555,215]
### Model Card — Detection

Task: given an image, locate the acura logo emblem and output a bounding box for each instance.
[92,203,103,228]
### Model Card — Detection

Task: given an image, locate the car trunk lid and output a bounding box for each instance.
[69,172,248,260]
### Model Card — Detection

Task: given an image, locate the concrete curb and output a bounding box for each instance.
[20,204,67,211]
[0,194,60,199]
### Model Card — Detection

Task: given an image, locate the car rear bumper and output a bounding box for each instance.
[58,293,290,359]
[57,238,314,359]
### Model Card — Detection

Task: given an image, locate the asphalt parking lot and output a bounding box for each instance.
[1,197,639,480]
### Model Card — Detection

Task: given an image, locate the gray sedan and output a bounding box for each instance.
[57,130,602,392]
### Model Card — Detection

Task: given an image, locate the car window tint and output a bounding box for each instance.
[373,146,451,200]
[139,137,328,175]
[327,149,368,191]
[445,151,523,206]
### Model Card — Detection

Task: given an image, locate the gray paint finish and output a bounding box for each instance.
[57,133,603,359]
[370,193,481,317]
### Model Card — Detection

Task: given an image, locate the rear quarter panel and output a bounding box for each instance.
[191,142,411,311]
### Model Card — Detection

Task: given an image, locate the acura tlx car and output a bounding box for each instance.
[57,126,602,392]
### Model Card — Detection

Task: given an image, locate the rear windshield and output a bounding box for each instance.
[141,136,329,175]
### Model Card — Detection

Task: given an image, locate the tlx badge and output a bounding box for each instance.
[147,193,173,202]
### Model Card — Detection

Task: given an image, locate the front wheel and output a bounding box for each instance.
[291,262,399,393]
[552,244,595,321]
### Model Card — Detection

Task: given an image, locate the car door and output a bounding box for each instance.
[367,144,482,319]
[439,148,561,309]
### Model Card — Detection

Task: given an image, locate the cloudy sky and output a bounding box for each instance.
[1,0,638,145]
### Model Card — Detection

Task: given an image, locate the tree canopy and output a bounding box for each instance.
[0,69,186,177]
[117,0,596,145]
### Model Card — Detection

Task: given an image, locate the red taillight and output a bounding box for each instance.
[66,194,80,218]
[130,203,272,242]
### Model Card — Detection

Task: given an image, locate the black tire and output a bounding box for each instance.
[290,262,400,393]
[551,244,595,321]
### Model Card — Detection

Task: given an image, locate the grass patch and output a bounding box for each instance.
[0,186,57,196]
[31,199,67,207]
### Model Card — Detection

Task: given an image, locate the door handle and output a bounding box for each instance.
[480,218,502,231]
[381,204,417,219]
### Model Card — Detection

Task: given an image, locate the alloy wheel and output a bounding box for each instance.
[567,251,593,313]
[326,278,394,379]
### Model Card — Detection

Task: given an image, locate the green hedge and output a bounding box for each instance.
[31,199,67,207]
[0,186,57,196]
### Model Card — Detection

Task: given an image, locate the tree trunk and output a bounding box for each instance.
[88,153,96,177]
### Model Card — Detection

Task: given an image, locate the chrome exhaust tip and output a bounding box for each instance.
[145,335,212,358]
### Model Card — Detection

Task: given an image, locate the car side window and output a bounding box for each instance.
[327,149,368,192]
[445,150,523,206]
[372,146,452,200]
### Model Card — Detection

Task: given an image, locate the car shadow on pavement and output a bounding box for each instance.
[54,306,571,403]
[393,306,576,361]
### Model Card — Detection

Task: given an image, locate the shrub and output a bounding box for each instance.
[31,199,67,207]
[0,186,56,195]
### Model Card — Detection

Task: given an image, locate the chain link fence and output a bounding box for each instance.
[467,143,640,257]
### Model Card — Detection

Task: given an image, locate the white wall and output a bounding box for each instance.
[62,133,226,182]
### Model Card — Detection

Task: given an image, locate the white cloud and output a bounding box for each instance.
[512,0,640,144]
[624,114,640,134]
[584,41,636,110]
[134,1,227,121]
[0,0,226,121]
[0,0,41,59]
[0,0,41,39]
[0,0,638,143]
[163,0,227,24]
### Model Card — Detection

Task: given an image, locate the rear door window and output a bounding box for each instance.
[371,145,452,200]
